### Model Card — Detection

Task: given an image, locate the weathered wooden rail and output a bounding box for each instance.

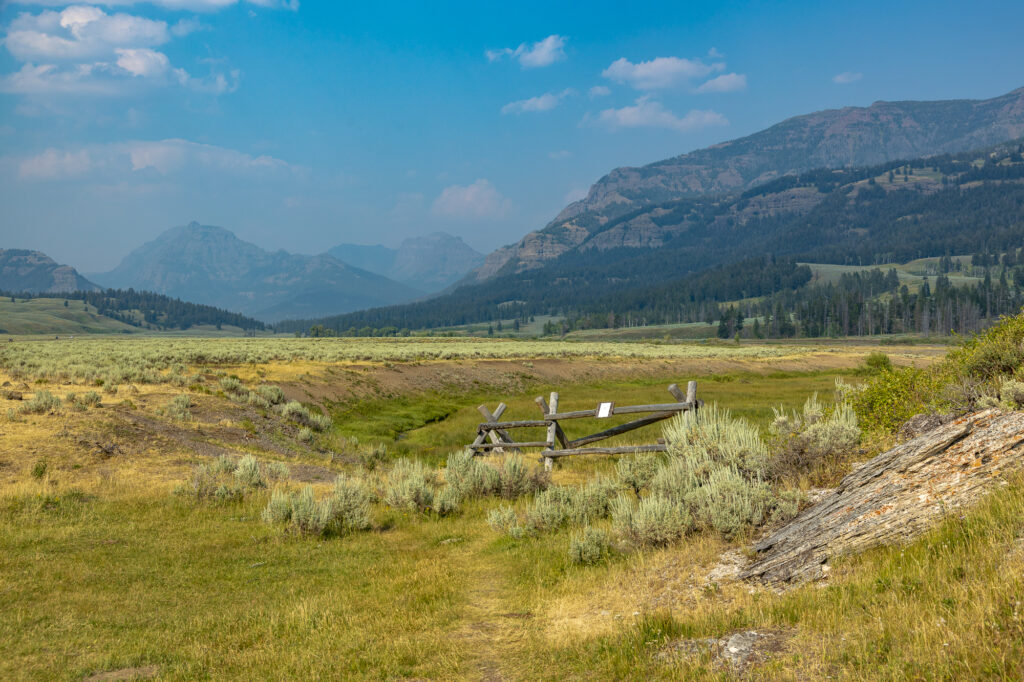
[468,381,701,470]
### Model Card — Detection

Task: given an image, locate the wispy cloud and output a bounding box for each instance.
[10,1,299,12]
[695,72,747,93]
[588,85,610,98]
[833,71,863,84]
[595,96,727,133]
[431,179,511,219]
[548,150,572,160]
[602,56,723,90]
[501,88,574,114]
[14,139,298,180]
[486,34,566,69]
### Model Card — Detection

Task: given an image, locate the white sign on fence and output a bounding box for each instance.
[597,402,614,418]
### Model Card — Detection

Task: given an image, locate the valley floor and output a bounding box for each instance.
[2,339,1021,680]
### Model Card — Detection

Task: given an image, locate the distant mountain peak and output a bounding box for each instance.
[0,248,100,294]
[327,231,484,293]
[93,223,418,322]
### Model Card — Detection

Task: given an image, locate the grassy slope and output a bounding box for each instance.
[0,297,140,335]
[0,340,1019,679]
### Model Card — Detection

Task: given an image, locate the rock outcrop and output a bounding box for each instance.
[741,409,1024,586]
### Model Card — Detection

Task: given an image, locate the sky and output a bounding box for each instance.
[1,0,1023,273]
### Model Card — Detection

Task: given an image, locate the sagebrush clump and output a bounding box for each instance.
[261,475,373,536]
[769,393,861,480]
[20,390,61,415]
[568,526,612,565]
[176,455,287,503]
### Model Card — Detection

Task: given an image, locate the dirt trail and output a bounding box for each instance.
[448,536,530,681]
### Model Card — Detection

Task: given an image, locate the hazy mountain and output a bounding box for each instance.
[282,137,1024,333]
[328,232,484,293]
[467,86,1024,282]
[0,249,100,294]
[94,222,419,322]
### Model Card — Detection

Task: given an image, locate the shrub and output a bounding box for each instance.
[999,378,1024,409]
[264,460,290,482]
[864,351,893,372]
[568,526,613,565]
[611,495,691,547]
[20,390,61,415]
[256,385,286,405]
[289,485,319,533]
[220,376,245,395]
[176,454,276,503]
[384,458,436,513]
[616,454,659,497]
[261,489,293,524]
[358,444,389,471]
[79,391,102,408]
[160,394,193,421]
[280,400,332,431]
[663,404,769,476]
[31,459,47,480]
[234,454,265,488]
[297,427,314,443]
[318,474,374,534]
[486,504,523,538]
[524,486,577,532]
[770,396,861,480]
[685,465,774,536]
[433,485,461,516]
[445,450,500,498]
[102,382,119,396]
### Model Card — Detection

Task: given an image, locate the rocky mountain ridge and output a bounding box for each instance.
[467,86,1024,283]
[0,249,100,294]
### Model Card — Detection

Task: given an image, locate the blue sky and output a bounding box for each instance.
[1,0,1023,272]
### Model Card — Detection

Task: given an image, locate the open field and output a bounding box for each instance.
[2,337,1021,680]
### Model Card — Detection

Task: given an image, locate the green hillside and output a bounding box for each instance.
[0,297,140,335]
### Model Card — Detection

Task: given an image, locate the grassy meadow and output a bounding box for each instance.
[1,334,1020,680]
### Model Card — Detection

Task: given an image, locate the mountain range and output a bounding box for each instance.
[328,233,484,293]
[288,87,1024,333]
[465,86,1024,283]
[91,223,419,322]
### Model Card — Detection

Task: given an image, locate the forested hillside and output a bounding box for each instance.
[0,289,265,333]
[279,140,1024,338]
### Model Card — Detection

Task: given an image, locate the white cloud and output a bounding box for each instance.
[1,5,239,96]
[170,18,206,37]
[548,150,571,160]
[115,48,171,77]
[501,88,574,114]
[14,138,297,180]
[602,56,723,90]
[18,148,92,179]
[695,72,747,93]
[10,1,298,12]
[486,34,566,68]
[5,6,171,61]
[588,85,610,97]
[833,71,863,84]
[596,96,728,133]
[708,47,724,59]
[431,179,511,219]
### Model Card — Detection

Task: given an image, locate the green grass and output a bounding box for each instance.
[0,297,140,335]
[328,370,856,464]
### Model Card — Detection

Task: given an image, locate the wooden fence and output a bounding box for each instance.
[468,381,701,470]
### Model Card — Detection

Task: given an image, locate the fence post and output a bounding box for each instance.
[543,392,559,472]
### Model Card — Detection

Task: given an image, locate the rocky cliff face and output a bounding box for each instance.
[466,86,1024,282]
[94,222,419,321]
[0,249,100,294]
